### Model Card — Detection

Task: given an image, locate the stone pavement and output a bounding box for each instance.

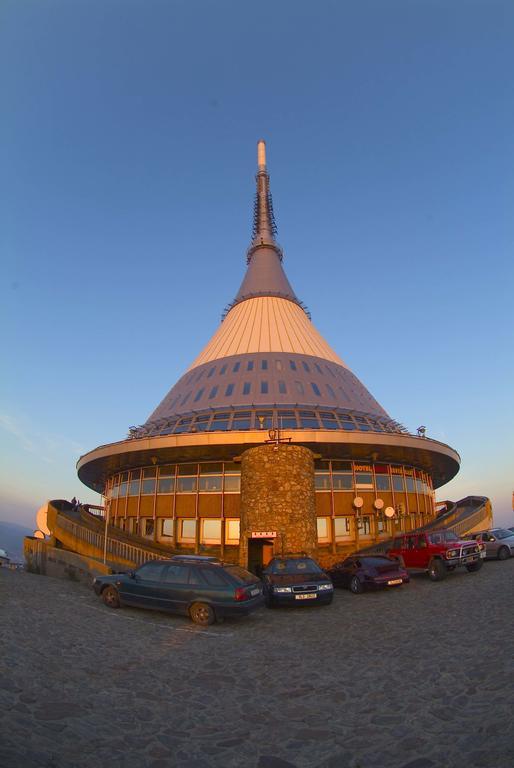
[1,559,513,768]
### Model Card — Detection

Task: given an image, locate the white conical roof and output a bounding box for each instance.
[188,295,346,370]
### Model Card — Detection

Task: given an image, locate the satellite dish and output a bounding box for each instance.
[36,504,51,535]
[384,506,396,519]
[353,496,364,509]
[33,530,45,539]
[373,498,384,510]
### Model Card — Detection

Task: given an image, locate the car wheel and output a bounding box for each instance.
[102,585,120,609]
[428,559,447,581]
[466,559,483,572]
[497,546,510,561]
[189,602,215,626]
[349,575,364,594]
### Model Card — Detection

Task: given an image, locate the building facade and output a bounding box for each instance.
[77,142,460,570]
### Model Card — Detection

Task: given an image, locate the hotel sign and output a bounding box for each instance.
[251,531,277,539]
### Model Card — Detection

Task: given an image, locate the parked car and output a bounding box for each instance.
[387,530,483,581]
[467,529,514,560]
[261,555,333,607]
[327,555,410,594]
[93,555,264,625]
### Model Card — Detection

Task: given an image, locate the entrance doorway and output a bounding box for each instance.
[247,539,274,577]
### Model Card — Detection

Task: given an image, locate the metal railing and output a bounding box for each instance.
[56,513,164,568]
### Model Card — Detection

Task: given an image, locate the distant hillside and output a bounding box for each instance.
[0,521,33,563]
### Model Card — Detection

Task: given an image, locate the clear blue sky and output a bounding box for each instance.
[1,0,513,529]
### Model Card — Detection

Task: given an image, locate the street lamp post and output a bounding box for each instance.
[103,501,110,565]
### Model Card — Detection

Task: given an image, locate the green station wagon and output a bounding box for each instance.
[93,555,264,625]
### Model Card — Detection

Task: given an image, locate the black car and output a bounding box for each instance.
[327,555,410,594]
[93,555,264,625]
[261,555,334,607]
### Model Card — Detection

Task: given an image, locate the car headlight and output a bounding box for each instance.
[446,549,458,558]
[318,583,333,591]
[273,586,292,593]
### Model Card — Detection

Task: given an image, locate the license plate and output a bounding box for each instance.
[295,593,317,600]
[387,579,402,586]
[250,588,260,597]
[480,552,486,558]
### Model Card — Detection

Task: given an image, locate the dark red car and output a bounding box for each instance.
[327,555,410,594]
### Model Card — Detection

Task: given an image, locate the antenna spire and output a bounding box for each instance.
[251,139,278,251]
[257,139,266,169]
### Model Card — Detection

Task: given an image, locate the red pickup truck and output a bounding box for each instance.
[387,530,484,581]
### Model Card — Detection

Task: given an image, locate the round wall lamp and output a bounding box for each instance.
[373,498,384,510]
[353,496,364,509]
[384,506,396,519]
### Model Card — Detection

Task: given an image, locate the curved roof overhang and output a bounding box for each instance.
[77,431,460,494]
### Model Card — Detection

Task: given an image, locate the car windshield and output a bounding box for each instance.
[361,557,396,567]
[223,565,258,584]
[493,529,513,539]
[428,531,458,544]
[268,558,322,575]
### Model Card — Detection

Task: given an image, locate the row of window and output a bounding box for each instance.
[314,470,432,496]
[132,408,405,439]
[117,516,241,544]
[112,513,427,546]
[155,358,384,421]
[188,380,327,401]
[105,461,433,499]
[159,379,370,414]
[106,463,241,498]
[316,513,424,542]
[185,358,341,386]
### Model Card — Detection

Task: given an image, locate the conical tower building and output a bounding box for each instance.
[144,140,390,430]
[78,142,460,568]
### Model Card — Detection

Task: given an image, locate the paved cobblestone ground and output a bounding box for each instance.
[1,560,513,768]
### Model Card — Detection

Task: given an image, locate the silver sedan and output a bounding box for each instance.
[469,529,514,560]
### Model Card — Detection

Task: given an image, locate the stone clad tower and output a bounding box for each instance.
[78,141,460,570]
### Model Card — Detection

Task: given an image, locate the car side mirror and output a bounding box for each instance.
[129,570,136,579]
